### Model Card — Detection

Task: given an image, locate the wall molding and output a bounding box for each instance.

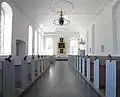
[93,0,115,21]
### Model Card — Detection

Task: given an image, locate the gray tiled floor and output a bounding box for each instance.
[22,61,101,97]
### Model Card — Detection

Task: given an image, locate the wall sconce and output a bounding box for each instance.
[79,38,85,45]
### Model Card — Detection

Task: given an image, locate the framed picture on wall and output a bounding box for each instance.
[58,43,65,48]
[101,45,104,52]
[60,37,63,42]
[60,49,63,53]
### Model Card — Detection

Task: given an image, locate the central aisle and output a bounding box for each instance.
[22,61,101,97]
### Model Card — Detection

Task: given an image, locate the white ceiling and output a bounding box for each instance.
[12,0,108,35]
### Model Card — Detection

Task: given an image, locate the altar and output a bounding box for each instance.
[55,56,68,61]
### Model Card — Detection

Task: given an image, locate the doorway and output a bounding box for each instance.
[16,39,26,56]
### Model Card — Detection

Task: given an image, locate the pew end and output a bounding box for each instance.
[90,59,94,83]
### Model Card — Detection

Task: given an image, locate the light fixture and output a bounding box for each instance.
[53,10,70,26]
[49,0,74,13]
[79,38,85,45]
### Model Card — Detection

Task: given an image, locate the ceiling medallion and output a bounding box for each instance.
[49,0,74,13]
[53,10,70,26]
[55,27,68,32]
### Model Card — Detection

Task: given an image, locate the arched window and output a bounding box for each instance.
[70,38,78,55]
[38,32,42,55]
[46,38,53,55]
[34,30,38,55]
[41,35,43,55]
[91,24,95,54]
[28,25,33,55]
[0,2,13,55]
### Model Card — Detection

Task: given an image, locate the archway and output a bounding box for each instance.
[16,39,26,56]
[70,37,78,55]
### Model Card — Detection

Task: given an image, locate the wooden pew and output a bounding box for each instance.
[85,57,87,77]
[86,56,94,82]
[75,56,78,70]
[0,56,15,97]
[94,58,106,90]
[90,56,94,83]
[86,57,90,81]
[14,57,28,94]
[99,57,107,90]
[82,56,89,77]
[82,57,85,76]
[27,56,35,83]
[79,56,82,73]
[106,57,120,97]
[77,56,79,71]
[94,56,108,95]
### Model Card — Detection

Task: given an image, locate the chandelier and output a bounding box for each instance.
[53,10,70,26]
[79,38,85,45]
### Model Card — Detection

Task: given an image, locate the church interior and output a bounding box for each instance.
[0,0,120,97]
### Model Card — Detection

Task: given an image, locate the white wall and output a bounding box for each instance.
[6,0,120,56]
[113,0,120,55]
[3,0,40,56]
[5,0,30,56]
[86,0,119,56]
